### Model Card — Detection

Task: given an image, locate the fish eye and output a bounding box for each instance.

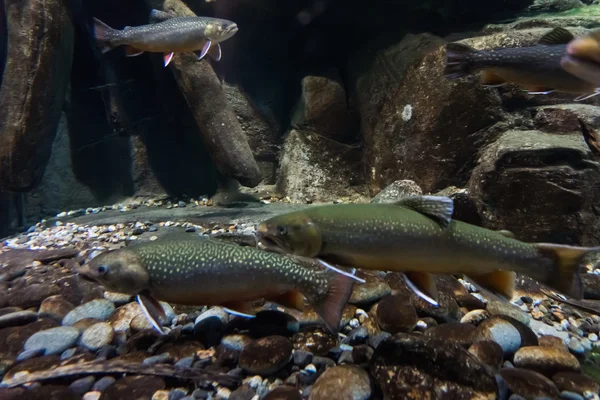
[97,265,108,275]
[277,226,287,236]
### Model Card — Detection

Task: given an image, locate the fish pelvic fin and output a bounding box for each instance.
[306,267,356,334]
[208,43,222,61]
[268,290,306,311]
[92,18,120,54]
[574,89,600,102]
[404,272,439,306]
[467,270,516,300]
[444,42,477,79]
[136,292,168,335]
[480,70,507,87]
[394,195,454,228]
[125,46,144,57]
[535,243,592,299]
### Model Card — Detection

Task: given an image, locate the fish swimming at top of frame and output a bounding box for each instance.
[92,9,238,67]
[445,27,600,102]
[560,28,600,88]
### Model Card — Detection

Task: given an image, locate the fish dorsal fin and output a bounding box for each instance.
[136,292,167,335]
[539,27,574,45]
[496,229,515,238]
[394,195,454,228]
[149,9,175,23]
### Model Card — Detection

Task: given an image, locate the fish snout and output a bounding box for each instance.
[77,264,97,282]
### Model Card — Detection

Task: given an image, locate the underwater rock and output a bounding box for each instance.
[467,130,600,243]
[291,72,358,143]
[355,33,503,195]
[370,180,422,204]
[309,365,372,400]
[144,0,261,188]
[276,130,367,203]
[532,104,600,134]
[526,0,585,13]
[0,0,74,192]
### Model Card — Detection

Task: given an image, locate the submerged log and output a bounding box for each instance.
[144,0,262,188]
[0,0,74,192]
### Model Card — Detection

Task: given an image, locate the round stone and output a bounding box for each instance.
[80,323,114,351]
[239,336,293,375]
[309,365,371,400]
[62,299,115,326]
[24,326,80,355]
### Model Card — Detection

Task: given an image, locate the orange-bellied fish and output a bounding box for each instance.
[445,27,600,101]
[256,195,596,305]
[77,235,359,334]
[561,29,600,87]
[93,9,238,67]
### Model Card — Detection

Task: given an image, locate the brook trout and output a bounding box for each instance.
[78,235,356,334]
[256,195,595,303]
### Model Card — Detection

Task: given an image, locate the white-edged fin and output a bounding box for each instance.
[196,41,211,60]
[163,52,174,67]
[223,307,256,318]
[403,274,439,306]
[574,89,600,102]
[208,43,222,61]
[527,90,555,95]
[136,294,166,336]
[395,195,454,228]
[317,258,366,284]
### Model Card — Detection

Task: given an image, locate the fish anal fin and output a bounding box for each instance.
[394,195,454,228]
[149,9,175,23]
[305,269,356,334]
[480,70,506,87]
[124,46,144,57]
[405,272,439,303]
[468,270,516,300]
[539,27,575,45]
[164,52,174,67]
[136,292,167,335]
[535,243,591,299]
[208,43,222,61]
[267,290,306,312]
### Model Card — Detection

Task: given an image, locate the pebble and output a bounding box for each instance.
[62,299,115,326]
[553,372,600,394]
[468,341,504,369]
[424,322,478,345]
[497,368,560,398]
[486,301,531,326]
[460,309,490,325]
[0,310,38,328]
[239,336,293,375]
[513,346,580,375]
[195,307,230,325]
[61,348,77,359]
[229,386,256,400]
[569,338,586,354]
[103,291,132,305]
[79,323,114,351]
[130,313,154,332]
[69,377,96,395]
[561,392,585,400]
[368,332,391,349]
[24,326,80,355]
[375,294,418,334]
[589,333,598,342]
[476,317,521,356]
[530,320,570,344]
[144,352,173,365]
[82,391,101,400]
[16,348,45,361]
[222,334,253,351]
[108,302,145,332]
[348,278,391,306]
[293,350,313,368]
[309,365,372,400]
[39,295,75,321]
[153,390,170,400]
[92,376,116,392]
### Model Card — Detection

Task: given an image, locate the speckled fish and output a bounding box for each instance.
[256,195,595,304]
[445,27,600,101]
[93,9,238,67]
[561,29,600,87]
[77,235,357,334]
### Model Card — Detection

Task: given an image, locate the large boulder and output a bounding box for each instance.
[355,33,504,195]
[0,0,74,192]
[467,129,600,244]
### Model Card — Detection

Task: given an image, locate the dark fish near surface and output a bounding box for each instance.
[256,195,595,304]
[445,27,600,101]
[93,9,238,67]
[561,29,600,87]
[78,235,357,334]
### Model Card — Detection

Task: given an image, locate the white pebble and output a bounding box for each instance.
[589,333,598,342]
[304,364,317,374]
[215,387,231,399]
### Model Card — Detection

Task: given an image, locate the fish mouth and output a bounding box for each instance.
[256,234,288,254]
[77,264,98,283]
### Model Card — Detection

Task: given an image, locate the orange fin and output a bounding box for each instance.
[136,292,167,335]
[268,290,306,312]
[220,301,256,317]
[535,243,592,299]
[124,46,144,57]
[405,271,439,304]
[467,270,516,300]
[480,70,506,87]
[163,52,174,67]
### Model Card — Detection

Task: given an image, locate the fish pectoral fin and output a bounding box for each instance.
[267,290,306,312]
[467,270,516,300]
[124,46,144,57]
[394,195,454,228]
[149,9,176,23]
[163,52,174,67]
[496,229,516,238]
[208,43,222,61]
[535,243,591,299]
[538,27,575,45]
[136,292,167,336]
[196,40,212,61]
[404,272,439,305]
[480,70,506,87]
[574,89,600,102]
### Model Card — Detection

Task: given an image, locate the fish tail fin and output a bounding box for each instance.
[307,267,356,334]
[93,17,119,54]
[535,243,592,299]
[445,42,477,79]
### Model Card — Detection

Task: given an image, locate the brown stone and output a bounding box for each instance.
[513,345,581,376]
[497,368,560,398]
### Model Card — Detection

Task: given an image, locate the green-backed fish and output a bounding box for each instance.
[93,9,238,67]
[445,27,600,101]
[256,195,596,304]
[77,235,357,334]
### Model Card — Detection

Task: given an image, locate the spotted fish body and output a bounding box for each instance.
[257,196,593,301]
[78,236,355,333]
